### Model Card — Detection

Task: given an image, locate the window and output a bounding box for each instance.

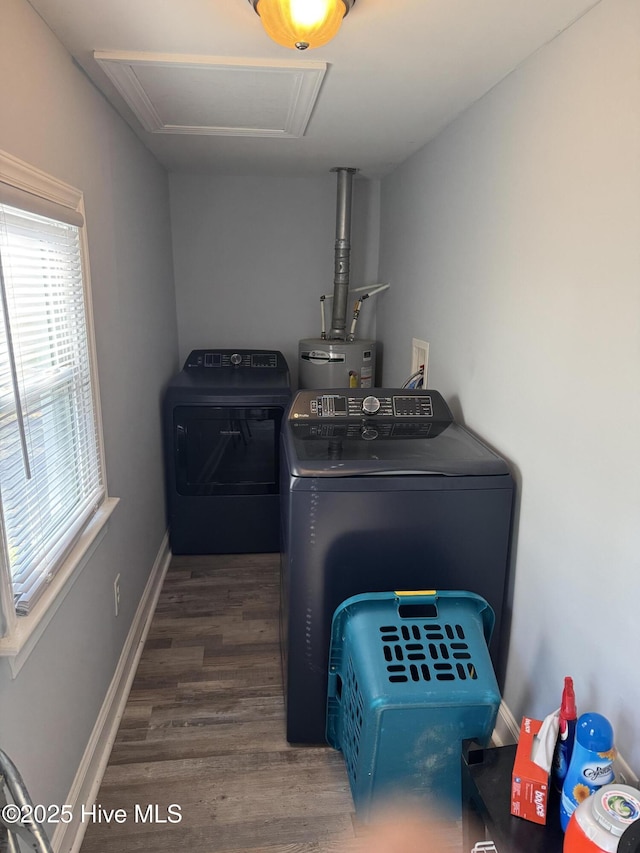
[0,151,114,660]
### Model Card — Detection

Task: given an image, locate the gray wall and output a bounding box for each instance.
[169,173,382,386]
[0,0,178,813]
[378,0,640,769]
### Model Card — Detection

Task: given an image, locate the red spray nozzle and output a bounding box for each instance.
[561,676,577,719]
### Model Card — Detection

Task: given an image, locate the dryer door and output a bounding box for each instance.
[173,406,282,496]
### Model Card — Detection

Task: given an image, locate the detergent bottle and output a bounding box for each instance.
[553,676,578,792]
[560,712,616,832]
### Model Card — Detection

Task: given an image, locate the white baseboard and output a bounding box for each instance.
[492,700,520,746]
[51,533,171,853]
[614,752,639,786]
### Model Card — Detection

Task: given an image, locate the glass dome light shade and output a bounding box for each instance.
[253,0,351,50]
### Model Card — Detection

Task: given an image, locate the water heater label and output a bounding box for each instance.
[300,350,346,364]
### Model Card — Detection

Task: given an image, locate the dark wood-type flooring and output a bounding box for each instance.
[80,554,462,853]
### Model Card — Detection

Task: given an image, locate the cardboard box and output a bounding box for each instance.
[510,717,549,824]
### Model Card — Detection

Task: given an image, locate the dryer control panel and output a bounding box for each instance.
[289,389,453,422]
[185,350,286,370]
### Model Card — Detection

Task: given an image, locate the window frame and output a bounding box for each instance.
[0,149,118,675]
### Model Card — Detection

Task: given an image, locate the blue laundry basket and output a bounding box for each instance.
[326,590,501,821]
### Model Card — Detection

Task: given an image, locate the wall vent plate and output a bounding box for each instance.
[94,51,327,138]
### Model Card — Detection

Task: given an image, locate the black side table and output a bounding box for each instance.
[462,742,565,853]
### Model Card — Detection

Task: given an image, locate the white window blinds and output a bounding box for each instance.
[0,198,104,616]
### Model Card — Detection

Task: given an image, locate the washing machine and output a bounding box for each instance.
[280,388,514,743]
[163,349,290,554]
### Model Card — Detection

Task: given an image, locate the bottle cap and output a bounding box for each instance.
[592,786,640,838]
[575,712,615,753]
[561,676,577,719]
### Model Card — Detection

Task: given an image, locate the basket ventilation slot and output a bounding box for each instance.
[340,656,364,782]
[378,622,479,683]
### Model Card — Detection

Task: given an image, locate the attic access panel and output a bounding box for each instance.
[94,51,327,137]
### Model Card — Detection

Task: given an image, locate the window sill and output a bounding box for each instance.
[0,497,120,677]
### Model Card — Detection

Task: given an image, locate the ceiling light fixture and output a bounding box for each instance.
[250,0,355,51]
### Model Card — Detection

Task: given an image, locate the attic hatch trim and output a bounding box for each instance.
[94,50,327,138]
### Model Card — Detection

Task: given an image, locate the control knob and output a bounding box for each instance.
[230,353,242,366]
[362,395,381,415]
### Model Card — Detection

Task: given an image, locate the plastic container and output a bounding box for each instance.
[561,713,616,831]
[563,785,640,852]
[326,590,500,821]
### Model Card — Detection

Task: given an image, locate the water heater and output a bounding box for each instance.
[298,338,376,389]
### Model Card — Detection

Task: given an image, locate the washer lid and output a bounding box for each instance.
[285,421,510,477]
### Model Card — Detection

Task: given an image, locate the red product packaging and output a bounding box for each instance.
[510,717,549,825]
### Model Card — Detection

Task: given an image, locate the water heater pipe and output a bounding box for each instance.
[329,167,357,339]
[320,282,390,341]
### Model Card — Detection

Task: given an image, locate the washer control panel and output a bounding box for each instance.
[298,422,435,439]
[185,350,283,369]
[290,389,452,422]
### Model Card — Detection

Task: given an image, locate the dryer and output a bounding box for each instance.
[280,388,514,743]
[163,349,290,554]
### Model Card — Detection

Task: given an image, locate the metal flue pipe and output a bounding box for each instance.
[329,167,357,339]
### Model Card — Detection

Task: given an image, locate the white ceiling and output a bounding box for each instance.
[27,0,602,178]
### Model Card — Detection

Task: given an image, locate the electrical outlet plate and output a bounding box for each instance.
[411,338,430,384]
[114,573,120,616]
